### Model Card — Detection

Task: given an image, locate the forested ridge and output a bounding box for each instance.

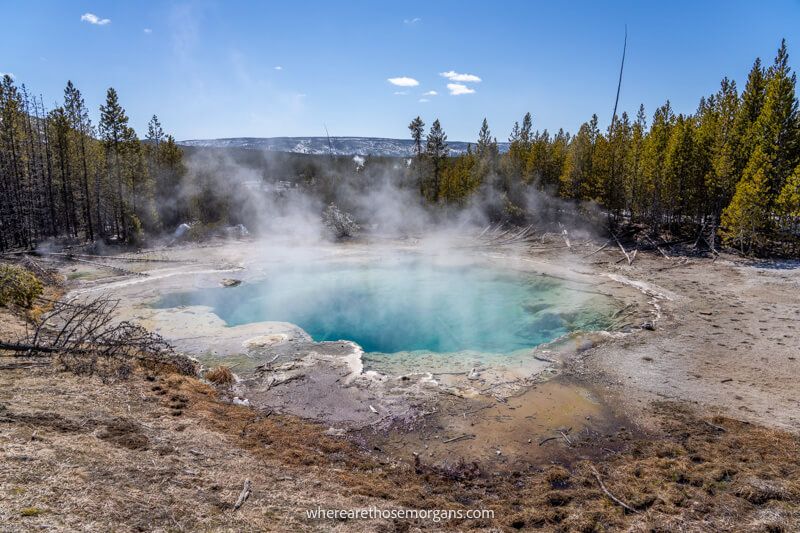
[1,41,799,256]
[412,41,800,255]
[0,78,192,251]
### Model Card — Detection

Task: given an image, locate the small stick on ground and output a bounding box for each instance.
[233,479,252,511]
[590,466,637,513]
[704,420,726,432]
[443,434,474,444]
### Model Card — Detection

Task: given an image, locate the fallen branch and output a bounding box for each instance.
[558,223,572,250]
[645,236,670,259]
[443,434,474,444]
[703,420,726,432]
[67,256,148,277]
[584,241,610,258]
[0,341,59,354]
[611,232,633,265]
[232,479,252,511]
[590,466,637,513]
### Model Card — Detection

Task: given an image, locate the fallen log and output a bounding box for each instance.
[611,232,633,265]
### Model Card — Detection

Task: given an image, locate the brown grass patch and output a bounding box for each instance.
[159,374,800,531]
[2,358,799,531]
[204,365,234,387]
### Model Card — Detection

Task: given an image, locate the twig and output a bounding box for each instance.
[590,466,637,513]
[703,420,726,432]
[443,434,474,444]
[232,479,252,511]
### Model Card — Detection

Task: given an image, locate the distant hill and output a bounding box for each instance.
[178,136,510,157]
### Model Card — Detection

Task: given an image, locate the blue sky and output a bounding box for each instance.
[2,1,799,142]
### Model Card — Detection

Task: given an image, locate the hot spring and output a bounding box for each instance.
[154,256,619,358]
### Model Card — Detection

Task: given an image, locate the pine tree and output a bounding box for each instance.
[520,112,533,148]
[424,119,448,201]
[64,81,95,241]
[99,87,131,240]
[664,114,701,226]
[776,164,800,228]
[734,58,767,174]
[408,116,425,157]
[49,106,78,236]
[751,39,799,197]
[641,102,675,228]
[476,118,497,160]
[703,78,740,222]
[625,105,647,222]
[721,146,773,252]
[0,75,30,247]
[475,118,498,184]
[603,112,632,218]
[147,115,164,148]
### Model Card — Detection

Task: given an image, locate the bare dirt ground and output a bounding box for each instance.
[1,240,799,531]
[571,249,800,434]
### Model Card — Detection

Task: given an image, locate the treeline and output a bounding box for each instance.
[3,41,799,256]
[0,76,189,251]
[410,40,800,254]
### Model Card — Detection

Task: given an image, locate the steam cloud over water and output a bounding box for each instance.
[153,146,618,359]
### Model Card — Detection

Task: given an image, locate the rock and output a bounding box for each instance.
[220,278,242,288]
[232,397,250,406]
[174,223,191,238]
[641,321,655,331]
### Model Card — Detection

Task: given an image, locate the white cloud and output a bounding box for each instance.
[387,76,419,87]
[447,83,475,95]
[423,90,438,96]
[143,28,152,34]
[81,13,111,26]
[440,71,481,83]
[403,17,421,24]
[274,66,283,70]
[393,91,408,95]
[418,98,430,103]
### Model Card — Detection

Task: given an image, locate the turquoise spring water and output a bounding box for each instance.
[154,259,616,355]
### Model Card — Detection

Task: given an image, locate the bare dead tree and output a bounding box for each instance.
[2,294,196,380]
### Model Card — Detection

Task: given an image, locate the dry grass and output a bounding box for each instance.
[1,354,798,531]
[204,365,235,387]
[4,248,800,529]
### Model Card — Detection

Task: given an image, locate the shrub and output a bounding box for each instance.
[205,365,234,386]
[0,264,43,308]
[322,203,359,240]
